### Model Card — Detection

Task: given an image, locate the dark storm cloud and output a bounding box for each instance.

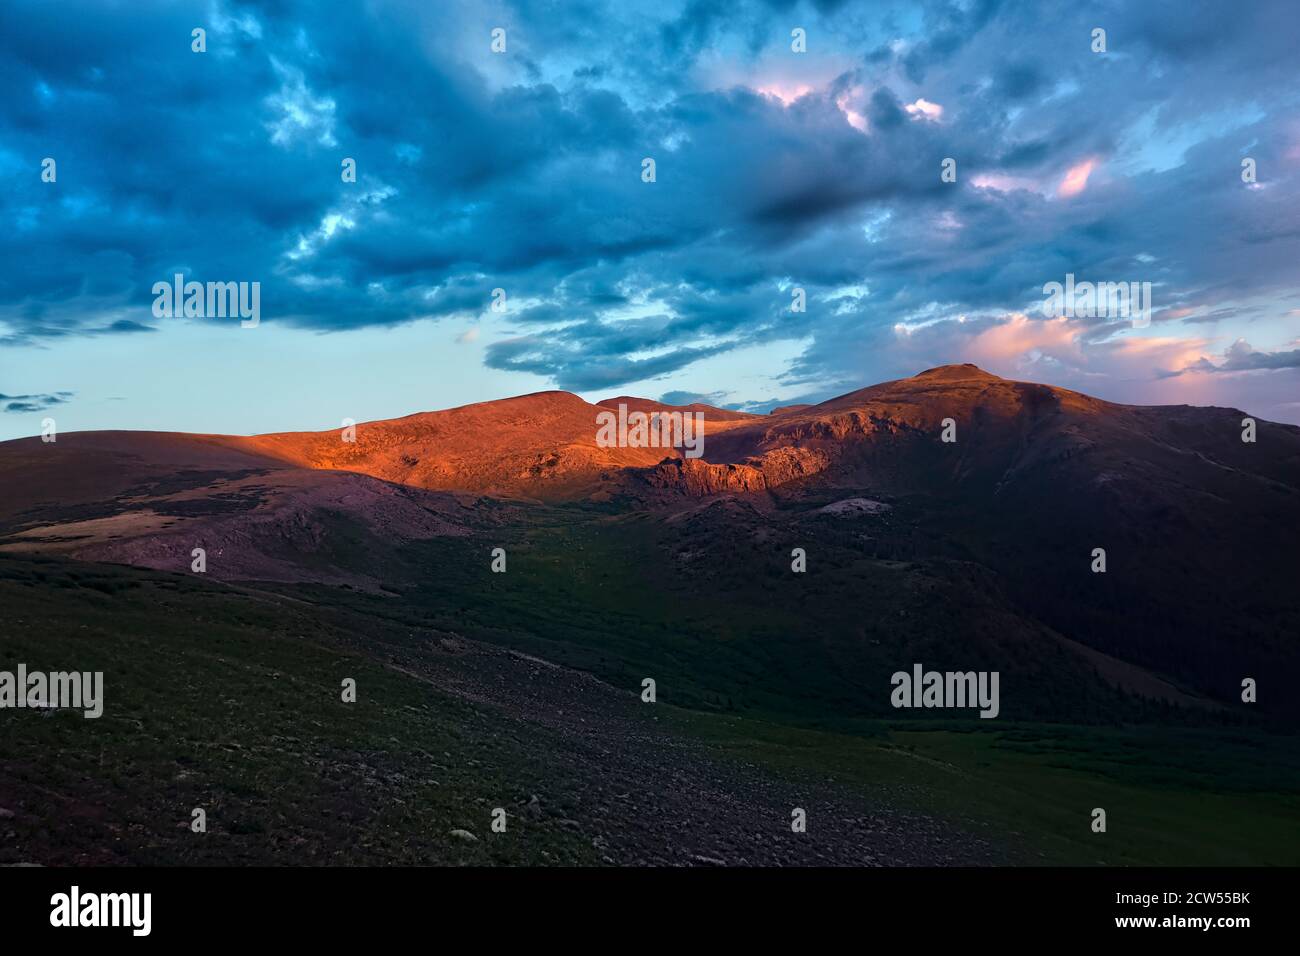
[1,0,1298,398]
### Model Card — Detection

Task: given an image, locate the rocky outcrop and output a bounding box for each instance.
[638,445,834,496]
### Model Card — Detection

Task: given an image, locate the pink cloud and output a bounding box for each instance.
[756,83,813,106]
[904,98,943,121]
[893,313,1213,386]
[834,86,869,133]
[885,312,1300,422]
[1058,158,1098,198]
[835,91,868,132]
[962,314,1084,369]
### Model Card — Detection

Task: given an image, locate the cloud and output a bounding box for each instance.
[0,0,1297,419]
[657,389,731,407]
[264,59,337,148]
[0,390,73,413]
[904,97,943,121]
[1057,158,1098,198]
[98,319,156,334]
[1178,338,1300,374]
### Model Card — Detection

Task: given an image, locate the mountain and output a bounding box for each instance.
[627,363,1300,718]
[2,364,1298,721]
[243,390,759,501]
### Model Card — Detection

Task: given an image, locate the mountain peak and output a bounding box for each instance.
[910,363,1003,382]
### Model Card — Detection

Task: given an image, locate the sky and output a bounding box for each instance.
[2,0,1299,440]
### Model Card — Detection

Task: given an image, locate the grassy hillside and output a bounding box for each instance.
[288,502,1241,729]
[0,555,596,865]
[3,552,1295,866]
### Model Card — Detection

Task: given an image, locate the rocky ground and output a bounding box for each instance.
[331,607,1007,866]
